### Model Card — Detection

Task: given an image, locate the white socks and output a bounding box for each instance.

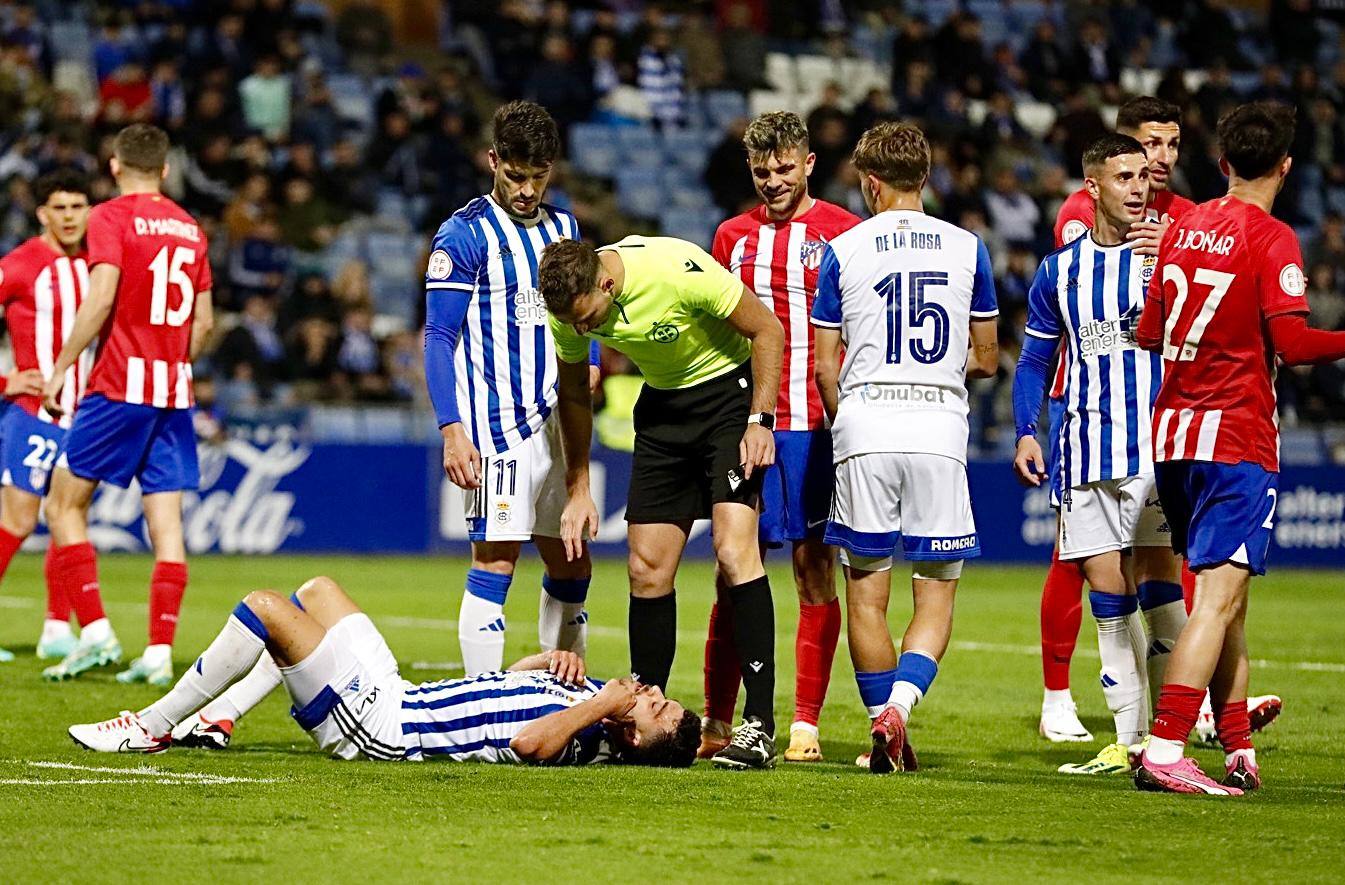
[41,619,73,643]
[141,643,172,669]
[140,604,267,737]
[1137,581,1188,709]
[81,617,112,645]
[459,591,506,674]
[1042,688,1074,708]
[886,681,923,724]
[1090,592,1147,746]
[200,652,283,723]
[538,576,590,657]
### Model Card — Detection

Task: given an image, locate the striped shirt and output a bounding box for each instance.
[637,47,686,126]
[401,671,610,765]
[712,200,860,431]
[424,195,579,457]
[0,238,93,427]
[1025,235,1161,489]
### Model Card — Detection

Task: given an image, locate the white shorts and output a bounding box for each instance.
[823,452,979,571]
[1058,474,1170,560]
[466,413,567,542]
[285,613,410,762]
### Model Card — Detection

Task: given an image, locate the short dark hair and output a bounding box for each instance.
[538,239,601,315]
[852,121,930,192]
[1217,101,1297,180]
[618,709,700,768]
[492,100,560,167]
[34,169,90,205]
[1082,133,1147,177]
[743,111,809,161]
[113,123,170,174]
[1115,96,1182,133]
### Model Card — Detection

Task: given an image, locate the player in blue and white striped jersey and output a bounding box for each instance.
[1012,134,1188,777]
[424,101,600,677]
[69,575,702,768]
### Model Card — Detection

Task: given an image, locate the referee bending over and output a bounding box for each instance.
[539,235,785,770]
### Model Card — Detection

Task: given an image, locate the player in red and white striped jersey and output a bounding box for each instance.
[1135,102,1343,795]
[698,112,860,763]
[0,170,94,663]
[39,125,215,686]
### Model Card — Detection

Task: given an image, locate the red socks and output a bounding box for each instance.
[1180,561,1197,614]
[1214,700,1253,752]
[0,524,23,586]
[149,561,188,645]
[703,592,740,724]
[794,599,841,727]
[40,544,72,622]
[50,542,104,626]
[1040,550,1085,691]
[1151,683,1207,743]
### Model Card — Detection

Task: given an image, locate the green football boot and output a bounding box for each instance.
[42,633,122,681]
[116,655,174,687]
[36,632,78,661]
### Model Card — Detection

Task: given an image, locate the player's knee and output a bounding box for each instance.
[295,575,340,607]
[712,535,759,584]
[242,589,290,624]
[627,549,670,595]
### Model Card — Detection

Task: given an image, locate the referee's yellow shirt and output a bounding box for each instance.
[550,236,750,390]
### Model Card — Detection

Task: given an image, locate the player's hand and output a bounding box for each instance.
[1013,435,1047,487]
[544,650,586,686]
[5,368,44,399]
[739,423,775,479]
[41,372,66,417]
[441,422,481,489]
[596,677,639,718]
[1126,213,1171,256]
[588,364,601,396]
[560,490,599,562]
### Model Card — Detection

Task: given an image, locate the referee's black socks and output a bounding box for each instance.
[628,592,677,690]
[729,575,775,737]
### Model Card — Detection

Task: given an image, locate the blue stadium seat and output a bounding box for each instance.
[662,128,712,174]
[616,125,664,168]
[660,208,717,249]
[327,73,374,129]
[704,90,749,128]
[615,167,664,219]
[570,123,620,177]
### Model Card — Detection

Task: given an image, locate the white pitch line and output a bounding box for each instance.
[20,761,277,784]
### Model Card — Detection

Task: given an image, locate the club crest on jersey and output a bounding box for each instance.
[799,239,826,270]
[647,321,679,343]
[427,249,453,280]
[1140,254,1156,284]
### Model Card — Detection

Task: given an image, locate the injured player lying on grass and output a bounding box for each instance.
[68,576,701,767]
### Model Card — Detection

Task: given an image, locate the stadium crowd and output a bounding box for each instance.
[2,0,1345,435]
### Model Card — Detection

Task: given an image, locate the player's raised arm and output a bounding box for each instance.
[509,678,637,763]
[43,263,119,417]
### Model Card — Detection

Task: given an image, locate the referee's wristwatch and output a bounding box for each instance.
[747,412,775,430]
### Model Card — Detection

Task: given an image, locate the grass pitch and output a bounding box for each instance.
[0,554,1341,883]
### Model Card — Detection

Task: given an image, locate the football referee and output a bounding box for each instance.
[538,234,785,769]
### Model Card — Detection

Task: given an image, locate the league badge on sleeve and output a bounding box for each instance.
[428,249,453,280]
[1279,263,1306,298]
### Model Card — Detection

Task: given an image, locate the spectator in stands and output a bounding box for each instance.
[4,3,49,78]
[1184,0,1242,69]
[934,11,993,99]
[637,27,686,129]
[1072,18,1120,90]
[524,34,593,133]
[228,216,291,306]
[384,330,423,403]
[336,306,389,401]
[1307,214,1345,286]
[291,71,342,151]
[890,15,934,92]
[895,59,938,120]
[366,109,425,199]
[195,13,253,81]
[721,0,767,93]
[1270,0,1320,69]
[283,272,342,328]
[286,316,342,400]
[182,132,245,218]
[239,55,291,142]
[585,32,622,103]
[332,259,375,313]
[97,60,153,127]
[1020,19,1069,101]
[215,294,291,404]
[324,135,379,217]
[1051,89,1109,177]
[277,176,336,254]
[222,172,272,240]
[149,59,187,131]
[679,8,725,92]
[376,62,432,131]
[983,167,1040,251]
[93,18,137,83]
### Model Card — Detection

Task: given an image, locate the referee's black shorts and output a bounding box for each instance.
[626,360,762,524]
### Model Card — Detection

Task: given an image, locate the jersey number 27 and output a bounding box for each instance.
[874,271,950,365]
[1160,265,1234,362]
[148,245,196,327]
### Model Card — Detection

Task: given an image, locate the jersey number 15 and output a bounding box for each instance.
[148,245,196,328]
[874,271,950,365]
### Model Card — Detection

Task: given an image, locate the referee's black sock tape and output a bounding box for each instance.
[728,575,775,737]
[628,592,676,691]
